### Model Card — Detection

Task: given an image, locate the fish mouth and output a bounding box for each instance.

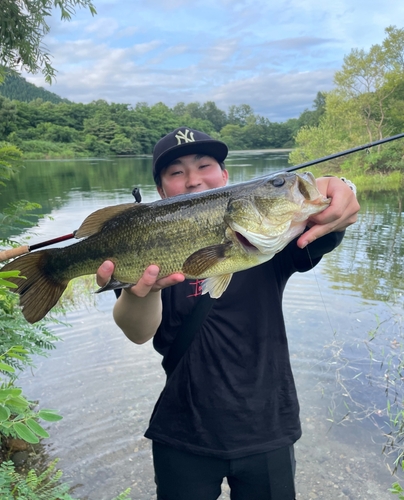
[235,232,259,252]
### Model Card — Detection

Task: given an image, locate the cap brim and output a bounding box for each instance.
[154,140,228,179]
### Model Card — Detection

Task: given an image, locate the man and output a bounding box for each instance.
[97,128,360,500]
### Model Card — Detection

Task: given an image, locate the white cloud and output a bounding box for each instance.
[84,17,120,37]
[209,69,336,121]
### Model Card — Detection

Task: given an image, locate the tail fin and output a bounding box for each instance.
[1,251,68,324]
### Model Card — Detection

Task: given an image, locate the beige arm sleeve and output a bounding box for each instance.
[113,289,163,344]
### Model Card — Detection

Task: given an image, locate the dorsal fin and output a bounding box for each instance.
[75,203,137,238]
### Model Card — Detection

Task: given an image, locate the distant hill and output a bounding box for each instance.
[0,73,72,104]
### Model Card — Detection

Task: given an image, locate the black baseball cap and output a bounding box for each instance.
[152,127,228,183]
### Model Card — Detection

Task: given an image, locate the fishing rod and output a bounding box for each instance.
[0,133,403,263]
[0,232,77,262]
[0,188,142,262]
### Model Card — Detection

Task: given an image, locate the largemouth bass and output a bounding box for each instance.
[2,171,330,324]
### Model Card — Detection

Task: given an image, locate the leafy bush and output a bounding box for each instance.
[0,459,76,500]
[0,143,23,186]
[0,143,72,496]
[361,141,404,173]
[0,273,63,442]
[390,480,404,499]
[0,200,42,240]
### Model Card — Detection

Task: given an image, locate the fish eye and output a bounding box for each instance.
[270,177,285,187]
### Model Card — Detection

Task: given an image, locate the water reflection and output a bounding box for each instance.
[3,153,403,499]
[325,198,403,302]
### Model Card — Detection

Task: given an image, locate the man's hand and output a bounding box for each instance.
[297,176,360,249]
[96,261,185,297]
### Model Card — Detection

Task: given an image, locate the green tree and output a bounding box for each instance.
[334,27,404,144]
[36,122,80,142]
[382,25,404,70]
[0,96,18,140]
[292,25,404,174]
[110,134,136,155]
[200,101,228,131]
[228,104,255,127]
[0,73,71,103]
[0,0,96,83]
[83,134,109,155]
[290,91,367,170]
[131,102,179,153]
[219,124,246,149]
[83,115,119,144]
[173,101,228,132]
[297,91,326,129]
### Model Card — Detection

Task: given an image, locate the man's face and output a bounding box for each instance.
[157,154,229,199]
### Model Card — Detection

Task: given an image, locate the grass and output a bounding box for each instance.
[301,163,404,193]
[348,171,403,193]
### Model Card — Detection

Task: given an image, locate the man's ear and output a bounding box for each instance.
[157,185,166,199]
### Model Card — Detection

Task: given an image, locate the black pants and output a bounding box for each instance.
[152,441,296,500]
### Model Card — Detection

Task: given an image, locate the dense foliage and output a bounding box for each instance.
[0,74,71,104]
[0,459,75,500]
[0,75,326,157]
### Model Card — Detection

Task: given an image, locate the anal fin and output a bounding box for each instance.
[201,273,233,298]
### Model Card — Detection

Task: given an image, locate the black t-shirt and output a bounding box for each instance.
[144,231,344,459]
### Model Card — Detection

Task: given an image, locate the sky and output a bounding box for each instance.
[22,0,404,122]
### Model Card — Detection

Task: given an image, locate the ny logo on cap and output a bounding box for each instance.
[175,129,195,144]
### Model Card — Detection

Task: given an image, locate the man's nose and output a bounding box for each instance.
[185,171,202,188]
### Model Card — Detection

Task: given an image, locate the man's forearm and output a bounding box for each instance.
[113,289,162,344]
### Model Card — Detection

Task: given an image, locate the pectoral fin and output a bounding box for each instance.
[202,274,233,298]
[182,242,232,276]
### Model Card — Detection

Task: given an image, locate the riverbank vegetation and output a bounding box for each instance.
[0,147,77,498]
[0,85,306,156]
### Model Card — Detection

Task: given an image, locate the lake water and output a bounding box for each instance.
[1,152,403,499]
